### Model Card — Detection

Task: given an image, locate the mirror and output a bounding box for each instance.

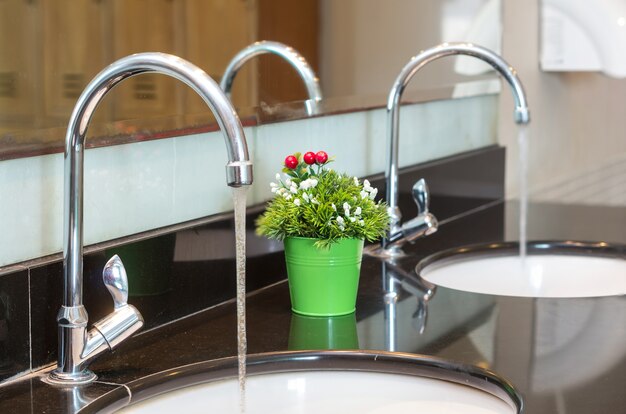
[0,0,501,160]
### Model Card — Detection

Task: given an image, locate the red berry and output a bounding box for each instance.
[303,151,316,165]
[315,151,328,164]
[284,155,298,169]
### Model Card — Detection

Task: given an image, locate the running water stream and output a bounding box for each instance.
[517,126,529,263]
[233,187,248,413]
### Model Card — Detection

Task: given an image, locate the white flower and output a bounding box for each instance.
[299,178,319,190]
[336,216,345,231]
[361,180,379,200]
[360,190,368,199]
[284,194,292,200]
[302,193,310,202]
[271,187,278,193]
[270,182,278,188]
[349,216,356,223]
[294,198,301,206]
[275,173,281,180]
[285,178,292,186]
[311,197,319,205]
[331,203,337,211]
[358,219,365,226]
[353,177,359,186]
[343,202,351,216]
[354,207,362,216]
[290,185,298,194]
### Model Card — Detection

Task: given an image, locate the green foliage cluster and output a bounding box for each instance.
[256,153,390,249]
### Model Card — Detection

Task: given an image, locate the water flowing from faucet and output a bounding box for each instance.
[517,125,529,262]
[233,186,249,412]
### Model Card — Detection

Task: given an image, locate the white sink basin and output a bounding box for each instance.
[112,351,521,414]
[418,241,626,298]
[122,371,513,414]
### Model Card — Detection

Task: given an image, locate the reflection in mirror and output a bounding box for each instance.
[221,41,322,104]
[221,40,322,115]
[0,0,500,160]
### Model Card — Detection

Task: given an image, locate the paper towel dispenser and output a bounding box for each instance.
[540,0,626,78]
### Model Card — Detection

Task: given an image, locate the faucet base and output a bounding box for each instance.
[45,368,97,386]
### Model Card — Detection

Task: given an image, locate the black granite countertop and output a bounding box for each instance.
[1,200,624,413]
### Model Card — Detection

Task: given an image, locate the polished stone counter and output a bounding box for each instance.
[0,201,624,413]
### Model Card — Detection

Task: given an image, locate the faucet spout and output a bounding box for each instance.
[220,41,322,107]
[49,52,253,385]
[382,43,530,256]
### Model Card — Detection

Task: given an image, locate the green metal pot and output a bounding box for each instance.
[284,237,364,316]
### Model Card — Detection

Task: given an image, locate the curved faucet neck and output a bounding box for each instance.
[383,43,530,248]
[220,41,322,103]
[63,52,253,307]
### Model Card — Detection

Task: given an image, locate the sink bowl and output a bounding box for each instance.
[417,241,625,298]
[95,351,522,413]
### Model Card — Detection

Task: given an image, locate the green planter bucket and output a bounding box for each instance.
[284,237,364,316]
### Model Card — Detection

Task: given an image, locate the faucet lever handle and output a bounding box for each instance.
[102,255,129,309]
[412,178,430,215]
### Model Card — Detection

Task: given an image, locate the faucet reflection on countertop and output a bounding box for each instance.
[46,52,253,386]
[382,260,436,351]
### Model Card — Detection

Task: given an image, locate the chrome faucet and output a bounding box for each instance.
[47,52,253,385]
[380,42,530,257]
[220,41,322,111]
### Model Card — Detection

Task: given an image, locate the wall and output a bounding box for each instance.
[319,0,500,98]
[0,94,498,269]
[498,0,626,205]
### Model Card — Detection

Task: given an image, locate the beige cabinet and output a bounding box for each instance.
[41,0,108,125]
[0,0,38,134]
[181,0,257,113]
[257,0,319,105]
[0,0,320,139]
[111,0,178,120]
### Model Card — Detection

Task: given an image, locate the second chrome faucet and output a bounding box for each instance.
[377,42,530,257]
[47,52,253,385]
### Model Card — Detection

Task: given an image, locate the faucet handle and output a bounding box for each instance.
[102,255,129,309]
[412,178,430,215]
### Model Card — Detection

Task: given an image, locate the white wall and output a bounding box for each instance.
[319,0,499,98]
[499,0,626,204]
